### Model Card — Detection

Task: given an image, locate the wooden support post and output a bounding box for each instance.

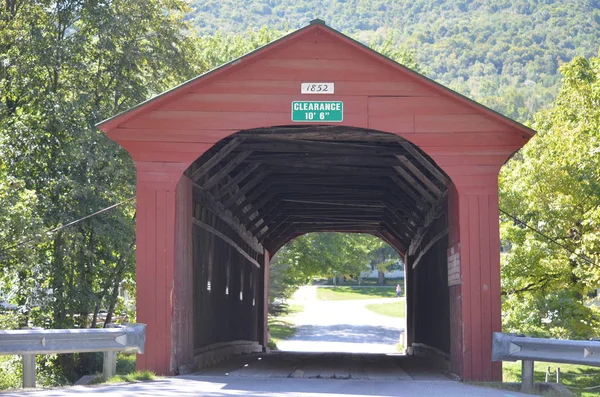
[260,251,270,349]
[447,175,502,382]
[134,163,193,376]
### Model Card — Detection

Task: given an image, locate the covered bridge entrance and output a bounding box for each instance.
[97,20,533,381]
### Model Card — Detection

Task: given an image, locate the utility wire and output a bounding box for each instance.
[0,196,135,256]
[499,208,597,267]
[1,198,596,269]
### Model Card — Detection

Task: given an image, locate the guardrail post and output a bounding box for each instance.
[22,354,36,388]
[521,360,534,393]
[103,351,117,381]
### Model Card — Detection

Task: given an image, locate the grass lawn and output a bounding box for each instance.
[318,277,405,286]
[267,303,304,349]
[503,361,600,397]
[365,299,405,318]
[316,286,398,300]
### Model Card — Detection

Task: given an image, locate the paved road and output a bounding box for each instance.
[0,287,539,396]
[3,375,536,397]
[278,286,405,354]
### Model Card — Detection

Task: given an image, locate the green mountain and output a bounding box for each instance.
[187,0,600,122]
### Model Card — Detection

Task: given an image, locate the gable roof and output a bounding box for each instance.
[97,19,535,137]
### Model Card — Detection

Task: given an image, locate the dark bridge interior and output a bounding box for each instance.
[187,126,452,360]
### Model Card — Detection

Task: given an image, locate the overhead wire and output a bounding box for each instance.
[499,208,597,267]
[0,196,135,258]
[0,197,596,268]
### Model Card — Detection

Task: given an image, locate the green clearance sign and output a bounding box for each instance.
[292,101,343,122]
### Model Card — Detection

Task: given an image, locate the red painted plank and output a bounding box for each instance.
[453,185,500,196]
[420,145,521,156]
[368,96,478,116]
[196,79,436,97]
[134,186,148,370]
[489,193,503,381]
[368,115,414,134]
[400,132,529,147]
[130,152,201,164]
[136,161,189,175]
[452,174,500,188]
[111,128,236,143]
[161,94,367,114]
[415,114,509,133]
[165,188,177,372]
[458,193,472,380]
[138,187,158,371]
[229,58,404,82]
[266,41,369,60]
[122,109,369,131]
[430,154,511,168]
[155,190,169,375]
[468,195,482,379]
[121,140,218,154]
[439,165,501,176]
[479,194,492,381]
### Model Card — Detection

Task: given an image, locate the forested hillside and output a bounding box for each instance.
[187,0,600,121]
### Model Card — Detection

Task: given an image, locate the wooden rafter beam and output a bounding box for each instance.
[396,155,443,198]
[259,216,291,240]
[379,220,410,246]
[408,191,448,256]
[224,171,269,208]
[399,141,449,186]
[192,189,264,254]
[192,218,260,269]
[213,162,260,200]
[411,228,449,269]
[389,175,423,206]
[240,190,279,227]
[280,199,385,208]
[393,165,436,203]
[191,137,244,182]
[243,154,401,167]
[202,150,253,190]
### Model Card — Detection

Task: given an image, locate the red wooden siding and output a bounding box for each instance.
[98,22,532,381]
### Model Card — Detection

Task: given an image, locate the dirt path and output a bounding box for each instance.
[277,286,405,354]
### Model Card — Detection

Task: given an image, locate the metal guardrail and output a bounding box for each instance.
[0,323,146,388]
[492,332,600,393]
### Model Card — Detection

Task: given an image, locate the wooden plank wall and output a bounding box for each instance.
[192,203,261,350]
[172,176,194,373]
[410,207,450,355]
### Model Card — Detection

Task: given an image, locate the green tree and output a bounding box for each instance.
[0,0,198,381]
[499,54,600,339]
[270,233,400,306]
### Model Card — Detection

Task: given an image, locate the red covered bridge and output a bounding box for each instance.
[97,20,533,381]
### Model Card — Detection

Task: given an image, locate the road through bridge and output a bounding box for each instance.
[97,20,533,381]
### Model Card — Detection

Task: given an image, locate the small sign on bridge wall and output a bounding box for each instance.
[300,82,334,94]
[291,101,343,122]
[448,243,461,286]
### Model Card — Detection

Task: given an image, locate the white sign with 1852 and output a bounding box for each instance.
[301,82,334,94]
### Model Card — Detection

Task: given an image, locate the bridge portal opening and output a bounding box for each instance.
[270,231,405,355]
[187,126,451,368]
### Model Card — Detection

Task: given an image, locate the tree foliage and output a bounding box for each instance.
[499,53,600,339]
[0,0,200,381]
[185,0,600,122]
[270,233,401,304]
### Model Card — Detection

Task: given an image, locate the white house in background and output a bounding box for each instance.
[360,269,405,279]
